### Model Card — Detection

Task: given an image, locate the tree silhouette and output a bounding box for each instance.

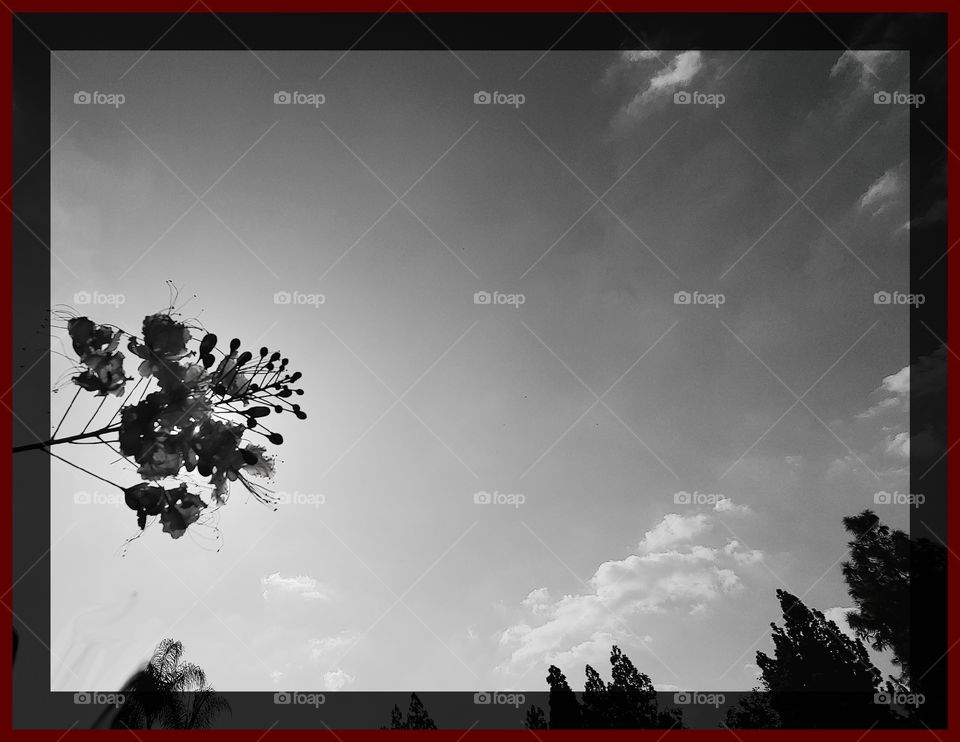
[841,509,947,723]
[524,705,547,729]
[753,589,886,728]
[383,693,437,729]
[545,665,582,729]
[605,645,679,728]
[723,690,781,729]
[97,638,229,729]
[535,647,681,729]
[15,298,307,541]
[581,663,609,728]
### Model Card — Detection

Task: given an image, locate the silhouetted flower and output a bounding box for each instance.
[128,313,192,380]
[68,317,128,396]
[160,487,206,539]
[74,352,127,396]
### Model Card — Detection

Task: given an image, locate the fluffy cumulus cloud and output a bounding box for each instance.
[614,50,705,121]
[261,572,328,601]
[321,668,356,690]
[858,363,909,418]
[496,503,760,677]
[829,50,899,87]
[639,512,711,551]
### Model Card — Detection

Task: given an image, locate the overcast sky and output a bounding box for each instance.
[48,47,917,693]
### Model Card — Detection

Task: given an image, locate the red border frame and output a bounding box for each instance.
[1,1,955,739]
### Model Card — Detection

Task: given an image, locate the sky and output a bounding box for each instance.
[46,47,919,694]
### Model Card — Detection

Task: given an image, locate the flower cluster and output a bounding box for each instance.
[68,317,129,397]
[66,312,305,539]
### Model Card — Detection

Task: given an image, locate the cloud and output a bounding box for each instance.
[321,668,355,690]
[859,169,901,214]
[308,633,357,662]
[496,511,762,677]
[622,50,663,63]
[829,50,898,87]
[616,50,705,121]
[883,431,910,459]
[714,497,752,515]
[639,512,711,551]
[858,363,909,418]
[261,572,328,601]
[784,455,805,470]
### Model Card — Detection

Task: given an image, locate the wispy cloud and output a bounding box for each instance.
[859,168,902,215]
[613,50,705,122]
[829,50,898,88]
[261,572,328,601]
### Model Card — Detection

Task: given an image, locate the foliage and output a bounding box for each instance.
[106,639,230,729]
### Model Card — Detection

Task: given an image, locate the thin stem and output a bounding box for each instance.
[44,449,126,492]
[12,424,121,454]
[81,395,109,435]
[52,387,81,440]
